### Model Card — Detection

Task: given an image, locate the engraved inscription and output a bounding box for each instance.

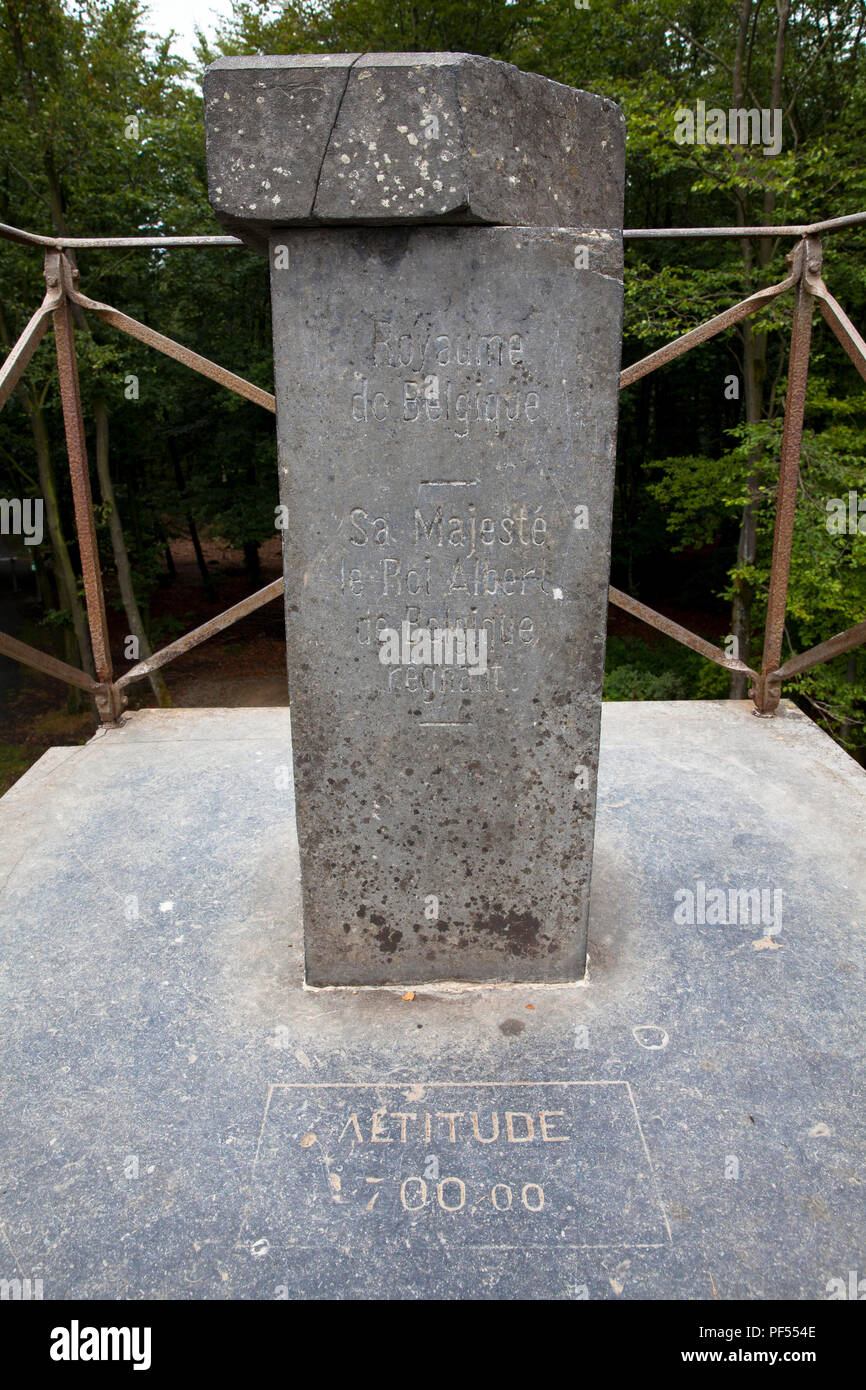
[241,1083,671,1263]
[349,319,544,436]
[337,482,562,700]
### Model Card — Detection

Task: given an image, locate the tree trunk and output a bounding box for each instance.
[93,396,171,706]
[23,388,93,696]
[0,297,93,700]
[169,443,214,597]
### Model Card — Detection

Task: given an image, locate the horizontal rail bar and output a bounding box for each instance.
[620,270,798,389]
[115,576,285,689]
[772,620,866,682]
[0,222,242,249]
[608,586,758,678]
[54,235,244,249]
[624,212,866,239]
[2,214,866,253]
[70,286,275,412]
[0,629,99,692]
[626,227,809,239]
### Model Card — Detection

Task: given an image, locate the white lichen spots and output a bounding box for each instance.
[223,91,230,100]
[263,179,271,189]
[383,153,391,164]
[256,96,265,104]
[271,194,281,205]
[340,153,351,163]
[397,124,408,134]
[380,198,391,208]
[159,901,174,913]
[432,179,443,192]
[407,132,418,145]
[552,587,564,601]
[367,141,377,152]
[507,175,517,185]
[376,172,385,182]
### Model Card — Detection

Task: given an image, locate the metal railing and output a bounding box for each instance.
[1,214,865,723]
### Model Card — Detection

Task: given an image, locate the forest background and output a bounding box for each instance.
[1,0,864,790]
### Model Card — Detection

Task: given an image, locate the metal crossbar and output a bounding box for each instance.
[1,215,865,723]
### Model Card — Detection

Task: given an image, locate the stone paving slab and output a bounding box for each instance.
[0,700,863,1300]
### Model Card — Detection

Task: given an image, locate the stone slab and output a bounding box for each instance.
[0,702,864,1299]
[204,52,625,250]
[271,225,623,985]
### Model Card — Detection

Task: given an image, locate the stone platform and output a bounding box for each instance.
[0,700,863,1300]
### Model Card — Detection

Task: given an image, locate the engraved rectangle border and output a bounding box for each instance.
[245,1079,673,1252]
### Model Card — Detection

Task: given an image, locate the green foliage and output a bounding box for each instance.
[604,635,726,701]
[0,742,35,796]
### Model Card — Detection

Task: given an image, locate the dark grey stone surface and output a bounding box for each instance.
[204,52,625,249]
[0,703,864,1300]
[271,226,623,984]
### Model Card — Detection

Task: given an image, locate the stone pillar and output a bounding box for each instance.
[205,52,625,985]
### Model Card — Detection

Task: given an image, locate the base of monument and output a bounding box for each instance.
[0,701,863,1300]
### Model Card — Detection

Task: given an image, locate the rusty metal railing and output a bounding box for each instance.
[0,214,865,723]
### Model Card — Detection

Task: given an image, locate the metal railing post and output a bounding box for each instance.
[46,249,121,722]
[754,235,822,715]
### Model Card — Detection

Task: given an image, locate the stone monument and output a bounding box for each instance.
[204,52,625,985]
